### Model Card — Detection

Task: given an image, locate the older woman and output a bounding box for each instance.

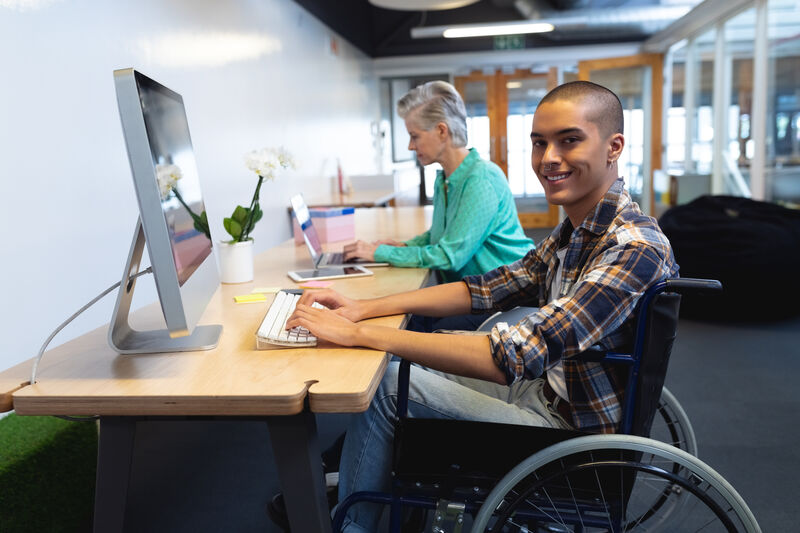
[343,80,532,283]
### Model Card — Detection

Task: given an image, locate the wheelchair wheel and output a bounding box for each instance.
[651,386,698,456]
[472,435,760,533]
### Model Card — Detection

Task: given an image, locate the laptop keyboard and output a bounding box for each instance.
[321,251,344,265]
[257,291,323,347]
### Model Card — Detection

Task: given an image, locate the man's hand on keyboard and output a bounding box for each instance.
[295,289,364,323]
[343,240,377,262]
[286,302,360,347]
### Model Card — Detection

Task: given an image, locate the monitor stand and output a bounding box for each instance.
[108,218,222,354]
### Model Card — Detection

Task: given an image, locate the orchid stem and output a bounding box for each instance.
[172,187,210,239]
[241,175,264,242]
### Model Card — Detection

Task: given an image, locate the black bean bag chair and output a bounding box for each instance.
[659,195,800,320]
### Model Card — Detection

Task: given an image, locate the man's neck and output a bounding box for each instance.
[564,175,618,228]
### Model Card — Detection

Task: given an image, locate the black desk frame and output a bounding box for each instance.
[93,410,333,533]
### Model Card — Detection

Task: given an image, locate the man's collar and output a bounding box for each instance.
[555,178,627,243]
[579,178,626,236]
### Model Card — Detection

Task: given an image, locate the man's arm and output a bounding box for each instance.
[296,281,473,322]
[287,304,506,384]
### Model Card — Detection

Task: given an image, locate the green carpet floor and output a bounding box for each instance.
[0,414,97,532]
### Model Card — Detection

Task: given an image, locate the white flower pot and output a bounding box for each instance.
[218,239,254,284]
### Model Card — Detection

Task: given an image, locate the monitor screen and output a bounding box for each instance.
[113,68,220,343]
[138,79,213,285]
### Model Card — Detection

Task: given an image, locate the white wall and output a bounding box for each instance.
[0,0,381,373]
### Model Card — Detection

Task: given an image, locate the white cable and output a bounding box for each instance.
[29,267,152,385]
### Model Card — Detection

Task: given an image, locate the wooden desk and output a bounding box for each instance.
[2,206,432,532]
[303,188,398,208]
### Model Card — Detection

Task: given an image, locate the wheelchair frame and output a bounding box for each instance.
[332,278,762,532]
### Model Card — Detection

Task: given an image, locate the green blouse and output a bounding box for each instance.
[374,149,534,282]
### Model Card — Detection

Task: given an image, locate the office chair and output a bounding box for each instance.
[332,278,762,532]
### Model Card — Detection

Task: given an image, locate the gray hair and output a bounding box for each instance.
[397,81,468,148]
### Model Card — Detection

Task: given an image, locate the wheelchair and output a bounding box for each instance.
[332,278,761,532]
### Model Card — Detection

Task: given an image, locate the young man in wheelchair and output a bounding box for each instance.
[287,80,679,533]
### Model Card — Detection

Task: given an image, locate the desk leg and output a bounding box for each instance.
[267,411,332,533]
[93,417,136,533]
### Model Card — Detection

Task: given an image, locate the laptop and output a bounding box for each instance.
[290,194,389,268]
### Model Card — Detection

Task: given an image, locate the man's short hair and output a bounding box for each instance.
[538,81,624,137]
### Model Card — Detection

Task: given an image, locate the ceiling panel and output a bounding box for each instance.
[293,0,699,58]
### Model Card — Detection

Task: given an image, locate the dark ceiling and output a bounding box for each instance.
[292,0,672,58]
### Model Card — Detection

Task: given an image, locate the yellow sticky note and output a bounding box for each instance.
[252,287,281,294]
[234,294,267,304]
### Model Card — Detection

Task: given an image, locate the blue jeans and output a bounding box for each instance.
[337,362,572,532]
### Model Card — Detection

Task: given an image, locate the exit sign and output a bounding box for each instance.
[494,35,525,50]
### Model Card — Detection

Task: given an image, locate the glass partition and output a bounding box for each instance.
[724,8,757,195]
[767,0,800,205]
[667,55,687,175]
[463,80,491,163]
[505,77,548,197]
[585,67,650,204]
[692,28,716,175]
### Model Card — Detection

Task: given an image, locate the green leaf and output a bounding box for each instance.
[232,205,249,224]
[223,217,243,240]
[192,210,210,239]
[251,203,263,224]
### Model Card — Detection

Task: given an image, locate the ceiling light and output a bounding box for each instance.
[369,0,479,10]
[506,81,523,89]
[443,22,555,38]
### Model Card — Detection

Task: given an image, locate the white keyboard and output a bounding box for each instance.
[256,291,323,348]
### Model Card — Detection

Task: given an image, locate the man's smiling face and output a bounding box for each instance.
[530,98,624,225]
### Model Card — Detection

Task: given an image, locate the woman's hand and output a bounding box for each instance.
[294,289,365,323]
[343,240,378,262]
[286,303,361,347]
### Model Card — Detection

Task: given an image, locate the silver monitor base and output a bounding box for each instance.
[108,219,222,354]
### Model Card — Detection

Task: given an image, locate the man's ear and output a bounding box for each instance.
[607,133,625,164]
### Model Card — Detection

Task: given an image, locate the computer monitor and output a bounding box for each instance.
[109,68,222,354]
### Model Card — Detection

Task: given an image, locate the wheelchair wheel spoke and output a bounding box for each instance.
[541,485,569,528]
[476,439,757,533]
[589,451,617,533]
[521,495,567,527]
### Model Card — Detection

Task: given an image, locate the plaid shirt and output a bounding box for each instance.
[463,179,679,433]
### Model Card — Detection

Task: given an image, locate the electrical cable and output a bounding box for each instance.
[29,267,153,386]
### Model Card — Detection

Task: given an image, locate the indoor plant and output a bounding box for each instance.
[218,147,295,283]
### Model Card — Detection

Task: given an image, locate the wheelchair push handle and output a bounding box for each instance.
[664,278,723,293]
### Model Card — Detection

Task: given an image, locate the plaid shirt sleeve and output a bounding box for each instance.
[488,239,674,381]
[463,205,678,433]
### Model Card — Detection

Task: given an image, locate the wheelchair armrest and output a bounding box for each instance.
[572,346,610,362]
[664,278,723,293]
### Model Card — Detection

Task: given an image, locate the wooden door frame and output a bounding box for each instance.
[454,72,501,172]
[578,53,664,216]
[455,68,560,228]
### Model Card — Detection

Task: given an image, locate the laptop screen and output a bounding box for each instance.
[290,194,323,265]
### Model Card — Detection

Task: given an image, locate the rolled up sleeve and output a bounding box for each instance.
[484,240,675,385]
